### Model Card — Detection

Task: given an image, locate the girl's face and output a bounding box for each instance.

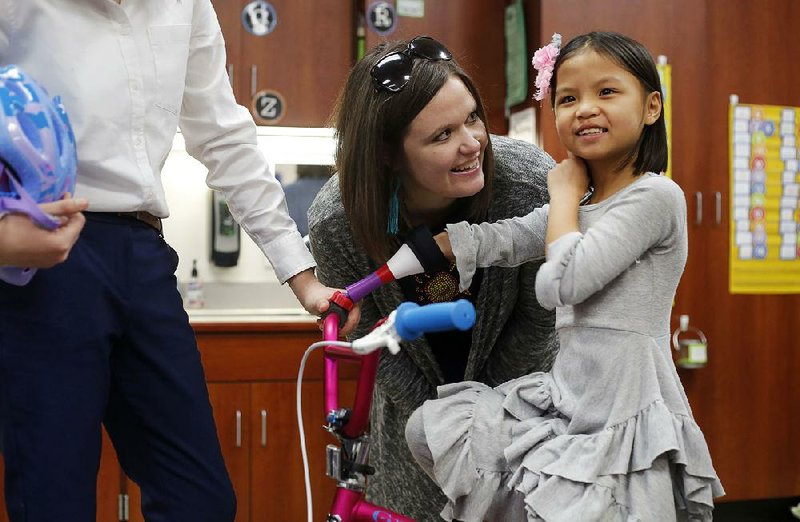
[553,50,661,175]
[400,76,488,220]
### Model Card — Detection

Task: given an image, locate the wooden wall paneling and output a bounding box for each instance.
[212,0,244,103]
[538,0,691,162]
[507,0,541,135]
[239,0,354,127]
[700,0,800,500]
[362,0,510,135]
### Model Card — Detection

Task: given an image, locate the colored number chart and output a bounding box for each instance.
[729,100,800,293]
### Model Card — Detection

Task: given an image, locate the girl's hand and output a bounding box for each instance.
[547,154,590,204]
[544,154,588,248]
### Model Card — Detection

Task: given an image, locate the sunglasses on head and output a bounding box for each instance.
[370,36,452,93]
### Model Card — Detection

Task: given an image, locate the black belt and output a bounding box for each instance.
[86,211,163,234]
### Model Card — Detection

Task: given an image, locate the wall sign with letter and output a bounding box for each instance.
[366,1,396,36]
[252,90,285,125]
[241,0,277,36]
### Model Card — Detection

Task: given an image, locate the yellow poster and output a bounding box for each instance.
[729,101,800,294]
[656,60,672,179]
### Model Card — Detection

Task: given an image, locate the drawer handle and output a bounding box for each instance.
[235,410,242,448]
[695,192,703,225]
[261,410,267,447]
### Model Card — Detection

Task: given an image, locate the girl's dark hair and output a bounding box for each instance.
[328,39,494,264]
[549,31,667,175]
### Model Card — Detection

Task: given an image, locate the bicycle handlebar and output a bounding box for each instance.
[394,300,475,341]
[349,300,475,356]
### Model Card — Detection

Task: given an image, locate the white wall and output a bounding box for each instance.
[161,128,334,308]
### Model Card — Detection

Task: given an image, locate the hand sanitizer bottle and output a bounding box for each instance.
[185,259,204,309]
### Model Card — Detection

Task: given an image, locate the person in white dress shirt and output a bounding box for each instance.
[0,1,353,520]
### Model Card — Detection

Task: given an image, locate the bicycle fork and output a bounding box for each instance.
[325,435,414,522]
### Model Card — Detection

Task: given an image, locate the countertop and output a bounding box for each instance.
[187,307,316,324]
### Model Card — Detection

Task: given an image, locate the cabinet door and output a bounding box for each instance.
[211,0,244,102]
[251,379,357,520]
[250,381,326,520]
[239,0,355,126]
[681,1,800,499]
[362,0,509,135]
[208,382,252,522]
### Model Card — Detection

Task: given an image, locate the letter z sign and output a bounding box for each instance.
[252,90,285,124]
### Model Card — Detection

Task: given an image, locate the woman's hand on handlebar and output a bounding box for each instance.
[288,269,361,335]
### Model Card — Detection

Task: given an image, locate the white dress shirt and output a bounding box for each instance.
[0,0,314,282]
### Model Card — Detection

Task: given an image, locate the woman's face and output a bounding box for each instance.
[400,76,488,220]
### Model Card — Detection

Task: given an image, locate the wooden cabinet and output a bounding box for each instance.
[362,0,511,135]
[196,321,357,521]
[211,0,515,132]
[0,321,356,521]
[212,0,355,127]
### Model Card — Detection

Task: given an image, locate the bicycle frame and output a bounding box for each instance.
[314,226,451,521]
[322,312,415,522]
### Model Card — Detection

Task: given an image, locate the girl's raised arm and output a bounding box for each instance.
[535,176,686,310]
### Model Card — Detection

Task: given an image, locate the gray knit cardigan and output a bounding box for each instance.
[307,135,559,521]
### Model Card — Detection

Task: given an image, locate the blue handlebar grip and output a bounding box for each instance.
[394,299,476,341]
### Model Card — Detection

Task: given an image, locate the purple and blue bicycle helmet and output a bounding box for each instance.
[0,64,78,285]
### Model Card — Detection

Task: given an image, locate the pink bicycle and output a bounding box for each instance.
[297,229,474,522]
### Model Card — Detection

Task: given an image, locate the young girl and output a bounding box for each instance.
[405,31,724,521]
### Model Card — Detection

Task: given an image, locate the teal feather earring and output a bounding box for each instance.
[387,178,400,235]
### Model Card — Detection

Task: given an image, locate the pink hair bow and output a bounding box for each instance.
[532,33,562,102]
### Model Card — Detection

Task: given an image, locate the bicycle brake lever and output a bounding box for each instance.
[350,311,402,355]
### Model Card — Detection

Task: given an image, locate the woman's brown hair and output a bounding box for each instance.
[328,39,495,263]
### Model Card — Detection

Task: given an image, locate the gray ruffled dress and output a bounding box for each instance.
[406,174,724,521]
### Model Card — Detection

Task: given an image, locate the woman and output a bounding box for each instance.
[308,36,558,520]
